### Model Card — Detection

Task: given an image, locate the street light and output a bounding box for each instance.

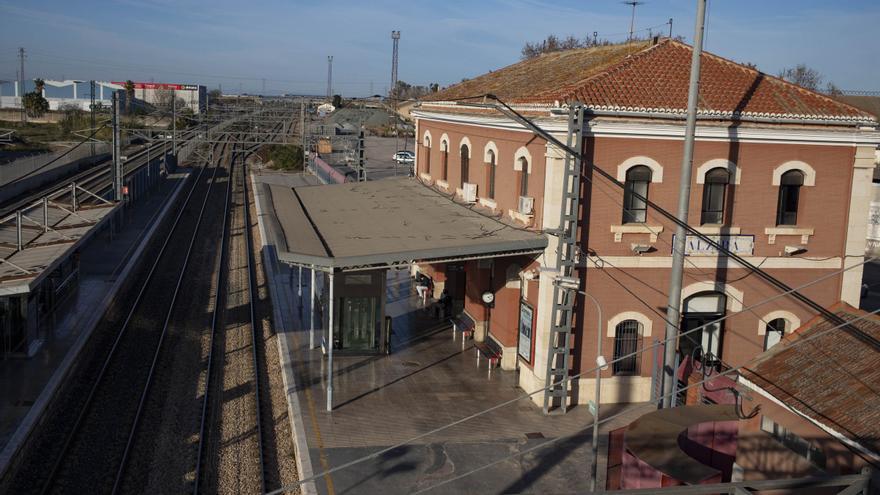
[554,276,605,491]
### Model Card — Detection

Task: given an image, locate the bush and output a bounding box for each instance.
[267,144,304,171]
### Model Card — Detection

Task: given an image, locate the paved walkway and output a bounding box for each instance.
[0,172,188,459]
[276,264,649,494]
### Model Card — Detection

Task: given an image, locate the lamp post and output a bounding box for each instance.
[555,276,605,492]
[578,290,604,492]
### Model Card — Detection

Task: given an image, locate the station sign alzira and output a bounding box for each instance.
[674,234,756,256]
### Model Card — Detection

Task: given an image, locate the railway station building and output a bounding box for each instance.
[408,38,880,406]
[255,38,879,412]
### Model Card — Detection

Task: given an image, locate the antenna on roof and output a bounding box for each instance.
[622,1,645,42]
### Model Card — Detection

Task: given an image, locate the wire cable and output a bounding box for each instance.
[410,308,880,494]
[4,123,108,187]
[265,256,875,495]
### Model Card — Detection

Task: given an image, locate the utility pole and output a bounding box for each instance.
[18,47,26,123]
[326,56,333,102]
[171,89,177,156]
[668,18,674,38]
[391,31,401,152]
[112,92,123,201]
[300,98,308,173]
[661,0,707,409]
[623,1,644,41]
[90,80,96,157]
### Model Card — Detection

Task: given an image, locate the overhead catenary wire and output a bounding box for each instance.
[409,305,880,494]
[4,123,109,187]
[486,95,880,352]
[265,255,876,495]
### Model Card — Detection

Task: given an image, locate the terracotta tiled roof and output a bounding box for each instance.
[740,305,880,457]
[426,39,875,123]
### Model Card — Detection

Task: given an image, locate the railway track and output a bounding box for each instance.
[193,148,269,494]
[0,136,230,494]
[0,118,296,494]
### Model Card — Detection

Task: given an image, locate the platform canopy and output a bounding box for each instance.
[256,178,547,272]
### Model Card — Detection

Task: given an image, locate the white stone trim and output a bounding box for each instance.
[412,111,880,148]
[681,281,744,312]
[696,158,741,185]
[459,136,472,157]
[693,226,741,235]
[436,179,449,191]
[483,141,499,163]
[440,133,450,152]
[419,172,432,182]
[423,129,432,148]
[764,226,814,245]
[610,224,663,242]
[478,197,497,210]
[772,161,816,186]
[757,310,801,335]
[513,146,532,172]
[584,255,841,269]
[607,311,653,337]
[616,156,664,183]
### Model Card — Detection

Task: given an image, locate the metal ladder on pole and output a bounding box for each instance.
[543,105,585,415]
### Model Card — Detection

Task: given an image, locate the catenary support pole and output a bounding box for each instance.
[327,271,335,411]
[112,92,122,201]
[578,291,603,492]
[310,268,316,349]
[172,89,177,156]
[662,0,707,409]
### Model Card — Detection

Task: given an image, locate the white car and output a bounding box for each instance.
[392,150,415,164]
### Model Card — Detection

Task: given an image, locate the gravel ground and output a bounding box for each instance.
[118,143,233,494]
[248,167,300,493]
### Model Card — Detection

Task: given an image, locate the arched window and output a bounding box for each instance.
[776,170,804,226]
[440,140,449,181]
[681,291,726,364]
[486,149,496,199]
[701,167,729,225]
[613,320,642,375]
[623,165,651,224]
[764,318,786,350]
[423,136,431,175]
[460,144,470,184]
[518,157,529,196]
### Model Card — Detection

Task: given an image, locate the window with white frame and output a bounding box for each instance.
[776,170,804,226]
[613,320,641,375]
[623,165,651,224]
[701,167,730,225]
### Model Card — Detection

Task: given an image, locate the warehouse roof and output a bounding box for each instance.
[425,39,875,124]
[255,178,547,271]
[739,305,880,460]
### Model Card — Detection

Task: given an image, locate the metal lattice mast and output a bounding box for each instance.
[543,105,585,415]
[327,56,333,101]
[90,80,96,157]
[357,125,366,182]
[112,92,123,201]
[18,47,25,123]
[391,31,400,99]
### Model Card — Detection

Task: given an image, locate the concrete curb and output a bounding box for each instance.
[0,171,192,478]
[251,173,319,495]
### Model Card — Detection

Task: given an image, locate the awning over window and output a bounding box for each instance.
[254,178,547,272]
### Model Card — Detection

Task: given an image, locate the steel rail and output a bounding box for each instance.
[37,148,213,495]
[192,136,236,495]
[110,136,232,494]
[243,152,268,494]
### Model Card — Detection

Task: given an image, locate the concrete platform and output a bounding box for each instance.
[252,171,650,494]
[0,169,190,475]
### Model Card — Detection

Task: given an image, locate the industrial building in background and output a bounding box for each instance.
[112,81,206,113]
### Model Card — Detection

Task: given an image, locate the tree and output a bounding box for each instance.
[59,103,87,137]
[33,78,45,95]
[521,33,614,59]
[332,94,343,108]
[208,88,222,100]
[124,80,135,114]
[23,91,49,118]
[777,64,823,91]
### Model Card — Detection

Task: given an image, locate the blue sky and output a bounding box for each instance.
[0,0,877,96]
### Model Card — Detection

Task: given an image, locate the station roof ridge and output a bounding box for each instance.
[424,39,875,125]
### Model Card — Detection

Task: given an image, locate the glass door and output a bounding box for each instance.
[339,296,379,351]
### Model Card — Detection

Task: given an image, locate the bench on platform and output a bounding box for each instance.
[475,337,502,377]
[451,312,475,349]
